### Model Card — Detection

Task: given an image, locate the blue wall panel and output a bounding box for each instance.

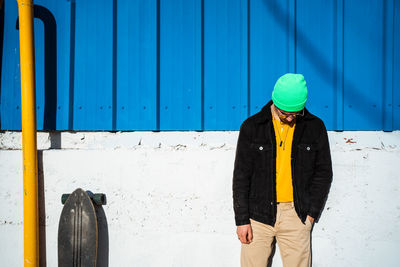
[38,0,72,130]
[344,0,385,130]
[1,0,399,131]
[34,16,45,129]
[160,0,201,130]
[73,0,113,130]
[249,0,295,116]
[1,1,20,130]
[34,0,72,130]
[296,0,336,130]
[204,0,248,130]
[0,0,71,130]
[116,0,157,130]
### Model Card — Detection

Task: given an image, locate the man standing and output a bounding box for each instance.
[232,73,333,267]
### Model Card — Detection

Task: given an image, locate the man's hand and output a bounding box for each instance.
[237,224,253,244]
[307,215,314,224]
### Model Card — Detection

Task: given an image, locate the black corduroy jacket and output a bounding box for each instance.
[232,100,333,226]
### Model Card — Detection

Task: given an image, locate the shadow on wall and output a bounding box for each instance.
[262,0,386,129]
[38,150,47,267]
[95,204,110,267]
[16,4,58,130]
[49,131,61,149]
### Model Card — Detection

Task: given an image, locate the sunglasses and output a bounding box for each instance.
[276,107,304,119]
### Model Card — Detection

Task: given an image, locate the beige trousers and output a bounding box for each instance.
[241,202,312,267]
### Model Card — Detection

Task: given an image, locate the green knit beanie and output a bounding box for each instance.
[272,73,308,112]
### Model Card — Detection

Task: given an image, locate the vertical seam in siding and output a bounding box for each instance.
[335,0,344,131]
[201,0,204,130]
[383,0,394,131]
[68,0,76,130]
[294,0,297,73]
[392,0,395,129]
[288,0,296,73]
[112,0,117,131]
[247,0,250,118]
[156,0,160,131]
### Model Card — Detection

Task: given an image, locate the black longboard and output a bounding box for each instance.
[58,188,98,267]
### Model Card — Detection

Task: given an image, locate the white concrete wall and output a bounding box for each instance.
[1,131,400,267]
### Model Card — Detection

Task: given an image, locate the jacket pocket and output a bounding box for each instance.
[297,143,317,164]
[251,143,272,169]
[295,144,317,192]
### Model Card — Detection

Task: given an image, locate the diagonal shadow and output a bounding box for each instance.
[261,0,384,130]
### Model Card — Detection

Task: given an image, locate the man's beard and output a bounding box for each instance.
[280,117,296,127]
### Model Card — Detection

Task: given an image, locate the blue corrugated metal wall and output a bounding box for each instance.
[1,0,399,131]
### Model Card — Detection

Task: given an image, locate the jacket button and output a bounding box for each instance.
[270,202,273,205]
[259,146,263,150]
[306,146,310,151]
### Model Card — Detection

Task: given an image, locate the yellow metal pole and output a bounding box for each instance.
[16,0,39,266]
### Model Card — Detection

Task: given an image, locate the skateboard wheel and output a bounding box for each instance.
[61,194,70,205]
[93,193,106,205]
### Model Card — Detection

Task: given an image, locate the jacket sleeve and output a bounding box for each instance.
[307,120,333,222]
[232,121,253,226]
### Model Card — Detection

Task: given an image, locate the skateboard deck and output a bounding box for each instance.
[58,188,98,267]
